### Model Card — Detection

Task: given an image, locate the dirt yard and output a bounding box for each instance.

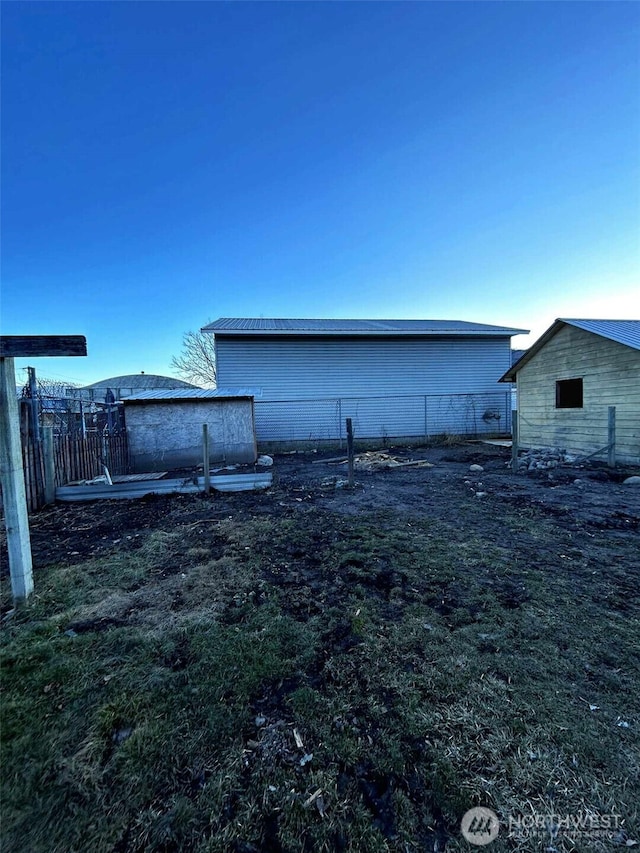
[1,443,639,852]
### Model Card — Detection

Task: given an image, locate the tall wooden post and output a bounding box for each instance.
[608,406,616,468]
[511,410,519,474]
[27,366,41,442]
[346,418,355,488]
[202,424,210,495]
[43,426,56,505]
[0,357,34,601]
[0,335,87,603]
[27,365,45,504]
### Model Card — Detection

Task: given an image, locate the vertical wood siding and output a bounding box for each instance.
[19,432,131,512]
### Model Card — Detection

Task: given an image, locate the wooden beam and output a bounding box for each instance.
[202,424,210,495]
[43,427,56,506]
[0,335,87,358]
[346,418,355,488]
[0,357,34,601]
[608,406,616,468]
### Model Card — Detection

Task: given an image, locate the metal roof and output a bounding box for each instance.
[500,318,640,381]
[123,387,259,403]
[203,318,527,336]
[562,319,640,351]
[81,374,197,391]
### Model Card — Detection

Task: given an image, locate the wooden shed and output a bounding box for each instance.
[500,319,640,465]
[123,389,257,472]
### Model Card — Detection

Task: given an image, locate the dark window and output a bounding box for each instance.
[556,378,583,409]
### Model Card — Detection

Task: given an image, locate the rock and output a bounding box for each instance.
[469,464,484,473]
[475,491,487,498]
[623,476,640,485]
[518,446,582,471]
[112,727,133,744]
[257,455,273,466]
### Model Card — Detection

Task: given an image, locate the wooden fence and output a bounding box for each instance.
[21,431,131,512]
[21,437,45,515]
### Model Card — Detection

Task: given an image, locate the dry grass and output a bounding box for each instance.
[1,469,639,852]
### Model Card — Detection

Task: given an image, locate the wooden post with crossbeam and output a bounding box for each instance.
[0,335,87,603]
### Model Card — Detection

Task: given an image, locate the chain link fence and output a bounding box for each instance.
[255,391,512,444]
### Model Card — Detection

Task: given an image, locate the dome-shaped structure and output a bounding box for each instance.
[78,374,198,402]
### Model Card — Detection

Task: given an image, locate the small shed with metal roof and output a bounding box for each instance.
[203,318,527,446]
[500,319,640,464]
[123,388,257,471]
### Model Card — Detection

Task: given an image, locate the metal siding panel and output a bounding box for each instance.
[252,393,511,441]
[340,397,424,438]
[255,399,341,441]
[216,337,511,399]
[217,337,512,441]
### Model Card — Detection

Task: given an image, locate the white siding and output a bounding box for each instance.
[216,336,511,399]
[517,325,640,463]
[215,335,513,442]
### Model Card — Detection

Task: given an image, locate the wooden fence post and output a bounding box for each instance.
[0,335,87,602]
[28,367,45,507]
[608,406,616,468]
[346,418,355,488]
[202,424,210,495]
[43,426,56,505]
[511,410,519,474]
[0,357,34,602]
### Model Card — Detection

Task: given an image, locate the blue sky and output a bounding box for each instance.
[2,2,638,386]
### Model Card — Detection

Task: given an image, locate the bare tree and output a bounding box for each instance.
[171,330,217,388]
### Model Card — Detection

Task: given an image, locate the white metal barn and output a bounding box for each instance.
[203,319,527,447]
[501,319,640,465]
